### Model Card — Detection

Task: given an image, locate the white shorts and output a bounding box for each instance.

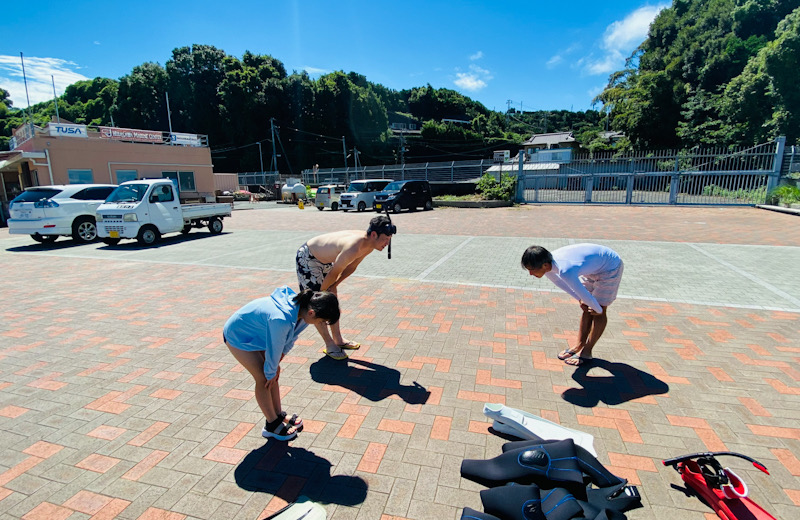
[581,261,624,307]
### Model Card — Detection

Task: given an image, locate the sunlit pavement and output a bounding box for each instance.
[1,204,798,520]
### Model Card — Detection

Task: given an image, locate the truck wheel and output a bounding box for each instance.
[331,202,339,211]
[393,203,402,214]
[358,201,366,212]
[181,224,192,234]
[208,217,223,234]
[424,200,433,211]
[31,233,58,244]
[102,238,121,246]
[137,225,160,246]
[317,206,324,211]
[72,216,98,243]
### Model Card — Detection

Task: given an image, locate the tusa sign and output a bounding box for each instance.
[49,123,88,138]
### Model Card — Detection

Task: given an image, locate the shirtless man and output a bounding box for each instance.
[521,243,624,367]
[296,215,396,359]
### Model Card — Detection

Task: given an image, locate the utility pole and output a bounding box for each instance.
[342,136,348,185]
[51,75,60,123]
[353,147,360,180]
[19,53,33,126]
[257,141,264,172]
[165,92,174,134]
[399,130,406,165]
[270,118,278,173]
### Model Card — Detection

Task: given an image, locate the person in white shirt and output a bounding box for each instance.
[521,244,624,366]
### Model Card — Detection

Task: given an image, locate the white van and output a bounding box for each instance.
[315,184,346,211]
[339,179,393,212]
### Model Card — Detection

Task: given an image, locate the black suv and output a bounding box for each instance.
[373,180,433,213]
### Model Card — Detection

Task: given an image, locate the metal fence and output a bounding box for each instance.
[279,137,786,206]
[520,138,783,205]
[302,159,497,186]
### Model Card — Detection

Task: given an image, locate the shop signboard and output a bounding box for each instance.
[169,132,201,147]
[49,123,88,138]
[100,126,164,143]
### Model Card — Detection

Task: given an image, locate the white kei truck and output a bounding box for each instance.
[96,179,232,246]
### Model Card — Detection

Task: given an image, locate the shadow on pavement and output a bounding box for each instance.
[561,358,669,407]
[5,231,228,252]
[309,356,431,404]
[234,442,367,506]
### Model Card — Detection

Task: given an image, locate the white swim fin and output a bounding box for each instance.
[262,496,327,520]
[483,403,597,456]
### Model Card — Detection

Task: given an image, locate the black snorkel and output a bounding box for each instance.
[384,207,395,259]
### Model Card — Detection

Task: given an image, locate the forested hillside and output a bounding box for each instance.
[8,1,796,173]
[596,0,800,148]
[0,45,602,172]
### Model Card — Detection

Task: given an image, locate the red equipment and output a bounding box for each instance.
[663,452,776,520]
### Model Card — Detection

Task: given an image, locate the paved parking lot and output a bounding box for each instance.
[1,204,798,520]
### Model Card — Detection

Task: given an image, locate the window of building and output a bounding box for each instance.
[162,171,196,192]
[116,170,138,184]
[68,169,94,184]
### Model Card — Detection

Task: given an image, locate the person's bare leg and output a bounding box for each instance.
[560,306,591,359]
[575,307,593,350]
[314,322,343,354]
[566,306,607,365]
[227,345,279,421]
[227,344,296,433]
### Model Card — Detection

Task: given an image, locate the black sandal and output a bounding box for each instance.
[279,411,303,428]
[261,420,298,441]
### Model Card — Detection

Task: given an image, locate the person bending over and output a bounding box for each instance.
[521,244,624,366]
[296,215,395,360]
[224,286,340,441]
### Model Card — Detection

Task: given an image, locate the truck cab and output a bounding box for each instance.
[96,179,231,246]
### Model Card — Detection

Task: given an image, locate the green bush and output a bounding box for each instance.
[768,185,800,205]
[476,173,517,201]
[701,184,766,201]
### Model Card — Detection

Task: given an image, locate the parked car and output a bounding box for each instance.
[373,180,433,213]
[340,179,393,212]
[96,179,231,246]
[8,184,117,243]
[315,184,347,211]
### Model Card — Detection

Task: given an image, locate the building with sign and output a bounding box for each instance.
[1,119,215,223]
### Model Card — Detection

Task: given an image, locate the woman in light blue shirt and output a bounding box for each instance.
[224,286,339,441]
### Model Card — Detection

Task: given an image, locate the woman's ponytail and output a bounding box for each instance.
[294,289,340,324]
[293,289,315,309]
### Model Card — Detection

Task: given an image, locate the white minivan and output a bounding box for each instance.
[339,179,393,212]
[8,184,117,243]
[315,184,346,211]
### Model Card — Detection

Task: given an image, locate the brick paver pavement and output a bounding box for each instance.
[1,204,798,520]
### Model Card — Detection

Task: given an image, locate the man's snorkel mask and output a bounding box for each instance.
[368,210,397,259]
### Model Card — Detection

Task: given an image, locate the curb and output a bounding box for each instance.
[433,200,513,208]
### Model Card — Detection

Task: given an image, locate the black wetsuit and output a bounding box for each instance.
[461,439,587,488]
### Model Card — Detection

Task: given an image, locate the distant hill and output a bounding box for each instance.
[595,0,800,148]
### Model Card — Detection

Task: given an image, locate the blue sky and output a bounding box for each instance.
[1,0,669,114]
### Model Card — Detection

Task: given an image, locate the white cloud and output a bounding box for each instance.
[301,65,330,76]
[469,51,483,61]
[93,41,101,45]
[453,64,493,92]
[547,44,580,69]
[546,55,563,68]
[582,3,669,75]
[0,55,89,108]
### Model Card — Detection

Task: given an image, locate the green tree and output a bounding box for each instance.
[113,62,169,130]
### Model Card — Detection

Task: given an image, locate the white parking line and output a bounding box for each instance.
[414,236,475,280]
[687,243,800,308]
